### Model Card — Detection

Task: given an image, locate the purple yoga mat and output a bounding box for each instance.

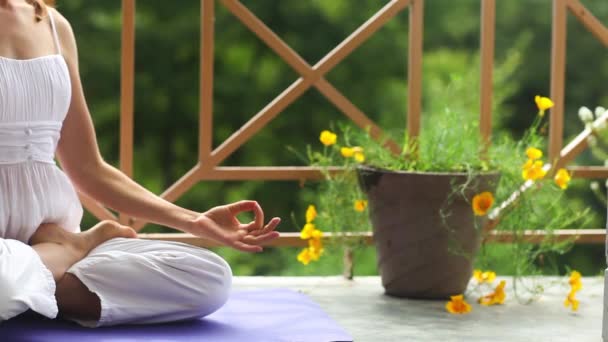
[0,288,352,342]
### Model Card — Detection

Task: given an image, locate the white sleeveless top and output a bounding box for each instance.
[0,11,82,242]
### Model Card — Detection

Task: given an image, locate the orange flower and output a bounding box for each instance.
[445,295,472,314]
[354,200,368,212]
[472,192,494,216]
[479,280,506,306]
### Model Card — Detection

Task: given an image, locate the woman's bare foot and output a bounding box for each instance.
[29,220,136,281]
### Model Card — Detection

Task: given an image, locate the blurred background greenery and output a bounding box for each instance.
[59,0,607,277]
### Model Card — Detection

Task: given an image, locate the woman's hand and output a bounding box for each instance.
[188,200,281,253]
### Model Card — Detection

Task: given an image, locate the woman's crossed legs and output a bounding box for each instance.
[28,221,232,327]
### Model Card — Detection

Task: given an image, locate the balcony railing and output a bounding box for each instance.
[78,0,608,246]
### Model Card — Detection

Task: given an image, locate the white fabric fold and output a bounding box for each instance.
[0,239,58,321]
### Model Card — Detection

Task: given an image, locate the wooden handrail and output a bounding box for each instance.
[138,229,606,247]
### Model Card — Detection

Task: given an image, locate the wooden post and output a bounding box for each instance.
[479,0,495,150]
[200,0,214,168]
[343,247,354,280]
[549,0,567,163]
[119,0,136,224]
[407,0,424,144]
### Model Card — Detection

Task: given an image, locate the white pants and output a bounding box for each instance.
[0,238,232,327]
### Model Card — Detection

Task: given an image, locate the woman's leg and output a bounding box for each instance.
[55,273,101,321]
[0,221,135,322]
[29,221,137,282]
[60,238,232,327]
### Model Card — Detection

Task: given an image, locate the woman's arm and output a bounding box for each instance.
[52,10,279,252]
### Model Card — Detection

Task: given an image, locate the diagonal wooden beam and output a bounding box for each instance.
[210,0,411,166]
[220,0,312,77]
[314,80,401,154]
[221,0,401,154]
[210,79,311,166]
[567,0,608,47]
[558,112,608,168]
[160,163,202,203]
[556,127,591,169]
[311,0,412,77]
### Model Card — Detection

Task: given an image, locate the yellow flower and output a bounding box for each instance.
[473,269,496,283]
[535,95,554,116]
[305,205,317,223]
[522,159,547,181]
[297,248,312,265]
[354,200,368,212]
[472,192,494,216]
[526,147,543,160]
[300,224,323,240]
[354,151,365,163]
[445,295,472,314]
[341,147,354,158]
[479,280,506,306]
[300,223,316,239]
[308,238,324,261]
[309,236,323,250]
[564,290,579,312]
[569,271,582,292]
[554,168,571,190]
[319,130,337,146]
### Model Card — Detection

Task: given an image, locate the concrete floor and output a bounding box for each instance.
[233,276,604,342]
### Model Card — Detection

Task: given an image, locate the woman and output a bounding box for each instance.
[0,0,281,327]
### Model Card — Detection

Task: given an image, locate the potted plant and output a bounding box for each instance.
[293,94,590,300]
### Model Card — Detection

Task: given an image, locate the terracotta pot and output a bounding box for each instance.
[357,165,500,299]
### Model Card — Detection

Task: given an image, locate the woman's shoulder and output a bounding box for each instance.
[47,7,74,39]
[47,7,77,55]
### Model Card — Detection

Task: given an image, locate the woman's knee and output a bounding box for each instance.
[199,252,232,316]
[159,248,232,317]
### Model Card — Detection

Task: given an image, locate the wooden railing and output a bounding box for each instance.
[78,0,608,246]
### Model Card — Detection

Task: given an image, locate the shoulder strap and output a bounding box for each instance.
[47,10,62,55]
